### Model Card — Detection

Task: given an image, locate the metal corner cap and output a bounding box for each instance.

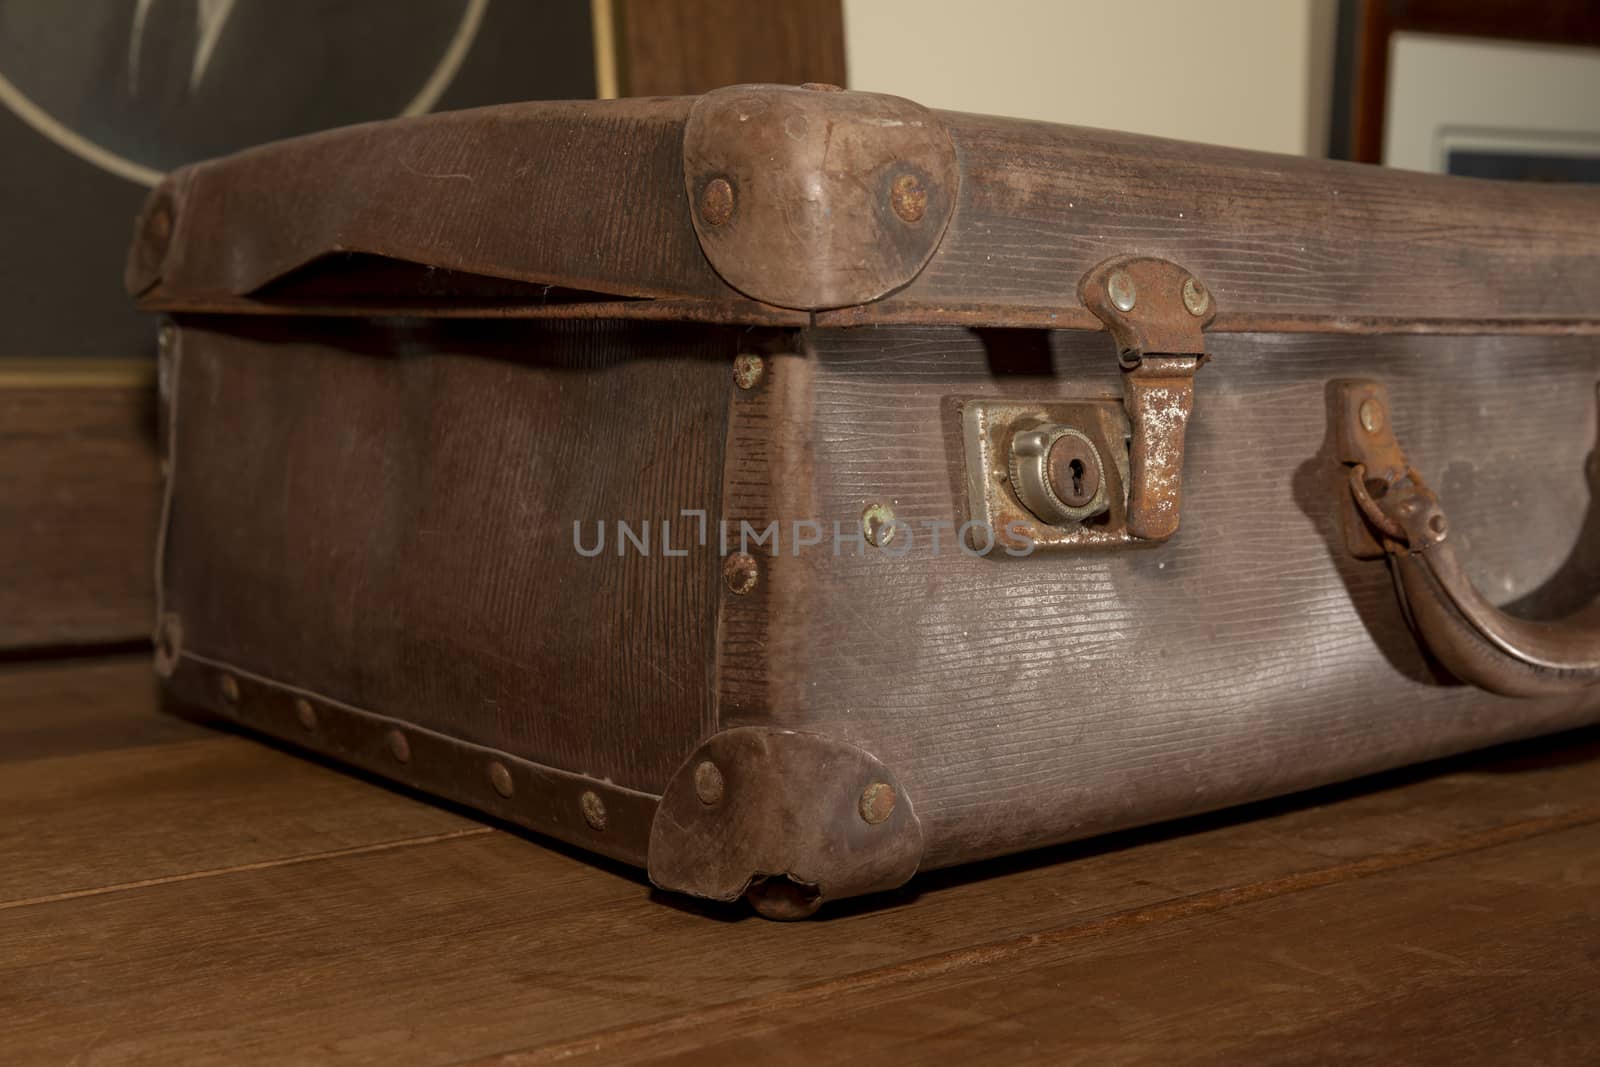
[682,83,959,311]
[647,726,925,912]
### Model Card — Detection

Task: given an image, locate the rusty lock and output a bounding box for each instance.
[962,255,1212,551]
[1008,424,1109,525]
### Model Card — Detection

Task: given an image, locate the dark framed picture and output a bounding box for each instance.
[0,0,598,360]
[1330,0,1600,179]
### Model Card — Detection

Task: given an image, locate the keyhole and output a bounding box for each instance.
[1044,434,1101,511]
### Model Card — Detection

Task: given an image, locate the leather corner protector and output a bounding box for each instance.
[647,727,925,911]
[683,84,958,311]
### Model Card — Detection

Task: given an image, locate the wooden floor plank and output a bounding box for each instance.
[0,379,161,650]
[576,818,1600,1066]
[0,657,480,903]
[3,708,1598,1066]
[0,658,185,763]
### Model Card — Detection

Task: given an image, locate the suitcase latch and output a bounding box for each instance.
[962,256,1212,552]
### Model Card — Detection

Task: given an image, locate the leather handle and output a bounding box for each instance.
[1337,380,1600,698]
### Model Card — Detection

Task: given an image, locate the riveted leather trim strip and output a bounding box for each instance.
[165,651,659,867]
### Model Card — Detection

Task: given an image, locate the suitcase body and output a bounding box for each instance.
[130,86,1600,917]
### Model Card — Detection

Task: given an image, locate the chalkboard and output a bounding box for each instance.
[0,0,596,359]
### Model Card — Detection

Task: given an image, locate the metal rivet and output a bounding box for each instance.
[859,782,896,824]
[733,353,765,390]
[890,173,927,224]
[295,698,318,732]
[800,82,844,92]
[1359,398,1384,435]
[1182,277,1210,316]
[723,552,759,595]
[220,674,240,704]
[862,502,897,548]
[145,197,174,261]
[693,760,725,806]
[700,178,734,226]
[153,614,181,677]
[489,762,514,798]
[148,201,172,241]
[1427,513,1449,541]
[387,729,411,764]
[1108,271,1137,313]
[580,790,608,831]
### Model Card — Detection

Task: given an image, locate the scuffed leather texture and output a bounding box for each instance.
[132,88,1600,333]
[160,317,1600,886]
[648,727,924,906]
[717,327,1600,869]
[141,89,1600,902]
[163,317,733,793]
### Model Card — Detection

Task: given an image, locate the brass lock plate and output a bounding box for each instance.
[961,398,1135,553]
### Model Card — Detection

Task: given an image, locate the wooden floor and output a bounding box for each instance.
[4,656,1599,1065]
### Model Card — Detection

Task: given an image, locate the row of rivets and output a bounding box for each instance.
[697,82,928,237]
[703,168,927,229]
[214,673,608,833]
[719,503,902,597]
[691,758,896,824]
[1105,270,1211,318]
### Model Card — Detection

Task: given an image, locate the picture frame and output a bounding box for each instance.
[1330,0,1600,168]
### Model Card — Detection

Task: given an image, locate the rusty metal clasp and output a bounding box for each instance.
[1080,255,1213,541]
[961,256,1212,552]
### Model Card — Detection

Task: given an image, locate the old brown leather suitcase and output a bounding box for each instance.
[128,84,1600,918]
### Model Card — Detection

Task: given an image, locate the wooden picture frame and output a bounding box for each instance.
[1331,0,1600,162]
[601,0,845,98]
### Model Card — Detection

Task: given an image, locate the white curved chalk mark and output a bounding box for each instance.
[401,0,488,117]
[192,0,241,92]
[129,0,154,94]
[0,0,489,187]
[0,68,166,186]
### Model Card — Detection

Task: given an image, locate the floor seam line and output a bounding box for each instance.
[0,826,495,911]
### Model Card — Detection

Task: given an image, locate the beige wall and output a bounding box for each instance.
[844,0,1338,156]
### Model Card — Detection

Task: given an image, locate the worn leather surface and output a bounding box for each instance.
[132,97,727,305]
[721,327,1600,869]
[141,87,1600,892]
[132,88,1600,334]
[163,317,733,792]
[165,319,1600,876]
[161,317,1600,876]
[834,110,1600,331]
[682,84,958,310]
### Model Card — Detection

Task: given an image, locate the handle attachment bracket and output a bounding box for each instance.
[1336,379,1600,697]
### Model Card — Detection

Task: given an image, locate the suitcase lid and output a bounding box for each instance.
[127,84,1600,336]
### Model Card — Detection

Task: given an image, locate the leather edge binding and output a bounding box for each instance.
[163,650,658,867]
